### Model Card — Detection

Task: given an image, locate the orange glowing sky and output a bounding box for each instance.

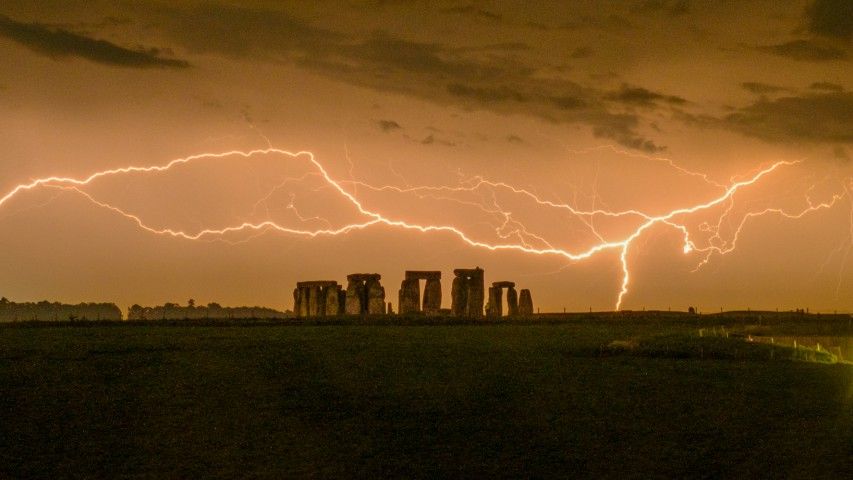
[0,1,851,313]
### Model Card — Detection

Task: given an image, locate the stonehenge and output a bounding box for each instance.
[293,267,533,319]
[487,281,518,317]
[507,287,519,316]
[451,268,484,317]
[486,282,535,318]
[518,289,533,316]
[293,281,343,318]
[398,271,442,315]
[346,273,386,315]
[293,274,386,317]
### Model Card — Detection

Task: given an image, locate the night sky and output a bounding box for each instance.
[0,1,850,312]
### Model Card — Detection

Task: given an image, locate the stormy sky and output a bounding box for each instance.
[0,1,850,312]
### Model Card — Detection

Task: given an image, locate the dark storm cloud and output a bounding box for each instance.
[352,31,489,77]
[724,92,853,143]
[592,113,665,152]
[604,85,686,107]
[741,82,791,94]
[377,120,402,132]
[757,39,847,61]
[158,4,490,78]
[549,95,587,110]
[753,1,851,64]
[0,14,189,68]
[805,0,853,40]
[158,3,338,59]
[144,3,665,152]
[810,81,844,91]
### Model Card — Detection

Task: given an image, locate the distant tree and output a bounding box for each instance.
[128,304,143,320]
[207,302,221,309]
[0,297,8,305]
[188,299,195,308]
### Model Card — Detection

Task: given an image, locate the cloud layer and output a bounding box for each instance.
[2,1,850,150]
[146,3,671,152]
[0,14,189,68]
[724,92,853,143]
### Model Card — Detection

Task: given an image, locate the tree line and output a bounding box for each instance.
[126,299,287,320]
[0,297,289,321]
[0,297,122,321]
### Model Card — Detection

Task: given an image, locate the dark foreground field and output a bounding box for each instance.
[1,319,851,478]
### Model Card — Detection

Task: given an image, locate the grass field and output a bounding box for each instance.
[1,319,851,478]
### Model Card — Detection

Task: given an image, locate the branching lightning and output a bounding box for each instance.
[1,147,849,310]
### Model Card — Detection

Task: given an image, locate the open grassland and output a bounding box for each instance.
[1,320,851,478]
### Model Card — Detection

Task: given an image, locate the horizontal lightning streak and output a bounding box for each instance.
[1,148,849,310]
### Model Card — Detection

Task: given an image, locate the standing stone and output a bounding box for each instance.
[487,287,502,317]
[346,279,364,315]
[387,302,394,315]
[423,278,442,314]
[345,274,385,315]
[451,268,485,317]
[308,285,323,317]
[293,287,302,317]
[298,287,309,317]
[519,289,533,316]
[325,285,341,316]
[451,275,467,316]
[398,278,420,314]
[466,268,484,317]
[306,286,316,316]
[366,278,386,315]
[338,290,347,315]
[506,287,519,316]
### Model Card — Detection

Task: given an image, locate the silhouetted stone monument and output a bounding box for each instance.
[308,285,322,316]
[346,273,385,315]
[487,281,519,317]
[507,286,518,316]
[294,270,526,319]
[423,277,442,314]
[399,278,420,314]
[487,286,503,317]
[399,271,442,315]
[366,276,386,314]
[293,281,340,317]
[345,278,365,315]
[519,289,533,316]
[325,284,343,316]
[451,268,484,317]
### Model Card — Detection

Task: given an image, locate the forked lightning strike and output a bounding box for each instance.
[1,148,849,309]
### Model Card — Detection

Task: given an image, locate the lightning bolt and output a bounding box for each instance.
[1,147,849,310]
